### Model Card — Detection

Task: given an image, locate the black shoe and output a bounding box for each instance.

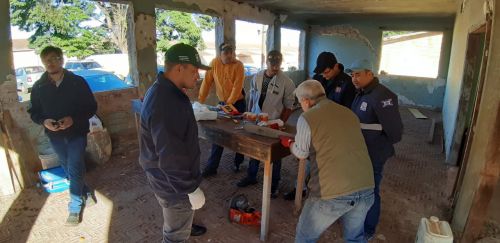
[237,177,258,187]
[191,224,207,236]
[202,168,217,178]
[283,189,306,201]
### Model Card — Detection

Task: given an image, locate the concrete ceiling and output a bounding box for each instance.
[233,0,458,19]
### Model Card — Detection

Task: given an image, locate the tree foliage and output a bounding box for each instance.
[382,31,414,39]
[156,9,215,53]
[10,0,216,58]
[95,2,129,53]
[10,0,116,59]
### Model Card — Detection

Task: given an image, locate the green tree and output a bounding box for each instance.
[156,9,215,53]
[10,0,116,59]
[95,2,129,53]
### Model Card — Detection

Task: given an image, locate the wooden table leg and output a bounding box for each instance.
[260,159,273,241]
[134,113,140,144]
[295,159,306,215]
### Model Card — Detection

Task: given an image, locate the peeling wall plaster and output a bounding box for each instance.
[134,14,156,51]
[311,25,376,55]
[169,0,276,24]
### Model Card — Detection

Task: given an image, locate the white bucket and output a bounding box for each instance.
[416,216,453,243]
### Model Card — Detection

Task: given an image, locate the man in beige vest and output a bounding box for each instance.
[280,80,375,242]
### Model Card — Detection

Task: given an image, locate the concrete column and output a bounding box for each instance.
[128,0,157,97]
[266,16,281,53]
[215,14,235,56]
[0,0,14,84]
[438,30,453,78]
[299,30,307,70]
[273,17,281,52]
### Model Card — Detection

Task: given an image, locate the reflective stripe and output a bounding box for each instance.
[360,123,383,131]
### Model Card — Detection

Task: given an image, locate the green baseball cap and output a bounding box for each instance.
[165,43,211,70]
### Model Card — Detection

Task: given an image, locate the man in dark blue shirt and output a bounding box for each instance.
[29,46,97,225]
[347,59,403,240]
[139,43,210,242]
[313,52,356,108]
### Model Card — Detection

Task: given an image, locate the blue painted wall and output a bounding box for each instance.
[306,16,454,110]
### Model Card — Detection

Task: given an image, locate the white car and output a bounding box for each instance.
[15,66,45,93]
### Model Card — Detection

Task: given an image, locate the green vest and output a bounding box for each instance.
[302,97,374,199]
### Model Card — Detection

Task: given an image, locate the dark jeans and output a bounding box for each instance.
[247,159,281,192]
[364,158,386,236]
[49,135,90,214]
[205,99,246,172]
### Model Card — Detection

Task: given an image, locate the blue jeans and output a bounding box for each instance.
[205,99,246,171]
[295,189,375,243]
[364,159,386,236]
[247,159,281,192]
[49,135,90,214]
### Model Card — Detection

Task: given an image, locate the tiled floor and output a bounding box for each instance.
[0,108,459,243]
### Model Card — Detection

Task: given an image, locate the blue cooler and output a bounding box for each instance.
[38,166,70,193]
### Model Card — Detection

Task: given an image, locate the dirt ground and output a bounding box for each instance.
[0,108,460,243]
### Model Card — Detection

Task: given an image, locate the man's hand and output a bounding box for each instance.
[57,116,74,130]
[188,187,205,210]
[43,119,60,132]
[279,135,294,148]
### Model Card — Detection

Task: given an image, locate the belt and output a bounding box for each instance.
[360,123,383,131]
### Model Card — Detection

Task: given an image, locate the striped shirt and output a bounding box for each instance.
[292,115,311,159]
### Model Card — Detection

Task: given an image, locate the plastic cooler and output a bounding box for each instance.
[38,166,70,193]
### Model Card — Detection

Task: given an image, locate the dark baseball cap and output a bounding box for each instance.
[313,52,338,74]
[165,43,210,70]
[267,50,283,65]
[220,42,235,52]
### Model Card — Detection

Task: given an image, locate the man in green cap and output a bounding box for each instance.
[139,43,210,242]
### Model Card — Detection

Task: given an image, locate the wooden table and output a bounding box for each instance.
[131,99,306,241]
[198,119,307,241]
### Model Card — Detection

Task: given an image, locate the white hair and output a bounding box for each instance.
[295,79,326,103]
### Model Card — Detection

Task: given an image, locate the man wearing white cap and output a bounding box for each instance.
[347,59,403,240]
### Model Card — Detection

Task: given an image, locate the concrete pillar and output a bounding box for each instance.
[128,0,157,97]
[215,14,235,56]
[273,17,281,52]
[0,0,14,84]
[299,30,307,71]
[266,16,281,53]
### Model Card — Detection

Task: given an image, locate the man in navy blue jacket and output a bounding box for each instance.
[313,52,356,108]
[28,46,97,225]
[139,43,210,242]
[348,59,403,240]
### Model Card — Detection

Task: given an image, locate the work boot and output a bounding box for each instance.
[237,177,257,187]
[283,189,306,201]
[85,192,97,207]
[201,168,217,178]
[190,224,207,236]
[65,213,80,226]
